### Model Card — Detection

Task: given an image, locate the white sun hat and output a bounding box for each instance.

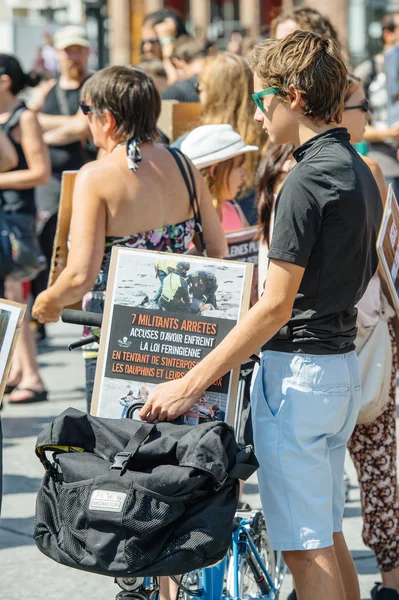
[180,124,259,169]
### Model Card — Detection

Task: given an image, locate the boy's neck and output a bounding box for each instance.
[293,120,342,149]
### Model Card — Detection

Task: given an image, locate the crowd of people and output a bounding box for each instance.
[1,6,399,600]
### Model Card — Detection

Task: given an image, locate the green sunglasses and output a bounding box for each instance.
[252,87,279,113]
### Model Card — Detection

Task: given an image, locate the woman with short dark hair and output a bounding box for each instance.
[32,65,226,408]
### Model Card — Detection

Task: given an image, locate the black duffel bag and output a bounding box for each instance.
[34,408,258,578]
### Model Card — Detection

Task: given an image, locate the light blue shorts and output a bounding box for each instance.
[251,350,361,551]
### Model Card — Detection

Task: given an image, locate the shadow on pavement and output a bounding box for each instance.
[2,442,16,450]
[37,361,68,369]
[37,341,77,354]
[344,505,362,518]
[353,550,378,575]
[2,416,54,439]
[3,474,42,495]
[243,482,259,495]
[48,387,86,397]
[0,516,35,549]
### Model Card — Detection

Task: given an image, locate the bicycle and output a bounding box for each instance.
[174,509,286,600]
[61,309,287,600]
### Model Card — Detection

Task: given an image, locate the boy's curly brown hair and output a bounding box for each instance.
[248,30,348,125]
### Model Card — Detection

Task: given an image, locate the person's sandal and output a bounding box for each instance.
[287,591,297,600]
[371,583,399,599]
[4,384,17,395]
[8,388,48,404]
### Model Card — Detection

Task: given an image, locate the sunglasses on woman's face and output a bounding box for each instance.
[343,99,370,113]
[80,102,92,116]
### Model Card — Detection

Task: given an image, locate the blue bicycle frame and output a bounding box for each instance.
[199,519,279,600]
[232,520,277,600]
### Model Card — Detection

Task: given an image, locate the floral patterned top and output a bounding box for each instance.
[82,218,196,358]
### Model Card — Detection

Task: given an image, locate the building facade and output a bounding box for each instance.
[2,0,399,72]
[128,0,399,64]
[0,0,85,22]
[0,0,106,70]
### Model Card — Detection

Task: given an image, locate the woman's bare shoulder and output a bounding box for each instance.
[76,154,119,182]
[361,154,388,203]
[361,154,383,178]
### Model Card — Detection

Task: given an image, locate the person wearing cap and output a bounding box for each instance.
[181,124,259,232]
[29,25,94,341]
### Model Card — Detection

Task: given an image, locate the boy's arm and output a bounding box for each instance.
[140,169,320,422]
[140,259,304,422]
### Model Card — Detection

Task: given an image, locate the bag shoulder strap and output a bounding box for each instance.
[167,146,198,216]
[111,422,155,475]
[1,103,27,136]
[123,423,155,456]
[166,146,207,256]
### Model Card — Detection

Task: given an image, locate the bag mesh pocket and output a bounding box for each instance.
[164,486,237,562]
[59,484,92,563]
[123,488,185,569]
[35,473,62,538]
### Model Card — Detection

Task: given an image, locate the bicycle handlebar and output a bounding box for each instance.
[61,309,103,328]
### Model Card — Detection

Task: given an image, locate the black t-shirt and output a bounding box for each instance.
[161,75,199,103]
[43,82,95,173]
[265,128,382,355]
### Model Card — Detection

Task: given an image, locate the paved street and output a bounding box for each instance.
[0,320,394,599]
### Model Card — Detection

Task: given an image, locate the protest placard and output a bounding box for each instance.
[158,100,202,142]
[225,226,259,306]
[377,185,399,316]
[91,248,253,425]
[0,300,25,406]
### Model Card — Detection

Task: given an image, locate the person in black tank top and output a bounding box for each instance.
[0,54,50,406]
[30,26,95,335]
[0,106,19,514]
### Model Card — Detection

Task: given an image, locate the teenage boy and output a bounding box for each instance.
[140,31,382,600]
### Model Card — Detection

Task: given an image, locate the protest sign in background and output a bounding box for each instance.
[158,100,202,142]
[377,184,399,317]
[91,248,253,425]
[225,226,259,306]
[0,300,25,406]
[47,170,81,310]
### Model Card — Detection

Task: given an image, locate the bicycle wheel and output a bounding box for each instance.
[236,512,277,599]
[273,549,287,593]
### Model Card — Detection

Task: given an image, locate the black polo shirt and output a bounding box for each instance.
[265,128,382,355]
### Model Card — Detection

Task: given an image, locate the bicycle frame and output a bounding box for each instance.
[230,520,278,600]
[198,518,280,600]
